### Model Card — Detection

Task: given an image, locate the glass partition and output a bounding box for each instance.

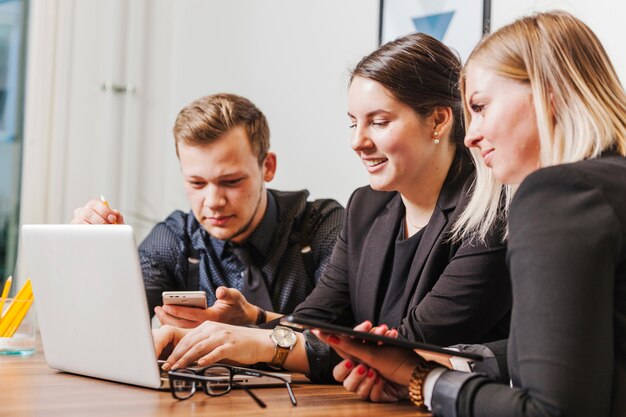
[0,0,28,286]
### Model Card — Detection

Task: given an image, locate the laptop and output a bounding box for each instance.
[20,224,290,389]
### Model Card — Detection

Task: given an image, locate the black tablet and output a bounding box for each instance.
[280,315,483,362]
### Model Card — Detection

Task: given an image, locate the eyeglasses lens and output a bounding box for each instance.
[203,366,232,395]
[171,369,196,400]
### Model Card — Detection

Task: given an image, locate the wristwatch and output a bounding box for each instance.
[268,326,297,369]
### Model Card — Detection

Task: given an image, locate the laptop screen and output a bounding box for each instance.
[20,224,163,388]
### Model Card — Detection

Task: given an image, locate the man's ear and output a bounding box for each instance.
[262,152,277,182]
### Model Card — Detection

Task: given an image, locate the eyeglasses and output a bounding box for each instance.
[167,364,297,408]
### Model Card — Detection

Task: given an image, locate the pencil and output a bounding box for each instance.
[0,279,32,337]
[100,195,117,224]
[4,291,34,338]
[0,276,12,317]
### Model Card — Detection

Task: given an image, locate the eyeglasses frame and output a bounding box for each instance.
[167,364,297,407]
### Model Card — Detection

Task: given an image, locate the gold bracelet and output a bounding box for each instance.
[408,361,440,408]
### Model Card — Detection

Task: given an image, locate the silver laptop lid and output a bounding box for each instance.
[20,224,162,389]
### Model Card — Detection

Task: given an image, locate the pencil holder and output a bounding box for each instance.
[0,298,36,355]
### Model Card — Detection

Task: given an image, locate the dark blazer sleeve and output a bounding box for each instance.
[292,192,356,383]
[436,166,621,417]
[292,193,355,324]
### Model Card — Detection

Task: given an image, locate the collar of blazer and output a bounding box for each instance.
[356,150,475,324]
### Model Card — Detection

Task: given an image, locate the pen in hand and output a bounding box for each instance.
[100,195,117,224]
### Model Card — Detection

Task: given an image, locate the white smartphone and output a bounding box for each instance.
[162,291,207,309]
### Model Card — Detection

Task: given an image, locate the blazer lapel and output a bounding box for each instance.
[401,207,447,304]
[355,194,404,321]
[400,151,473,311]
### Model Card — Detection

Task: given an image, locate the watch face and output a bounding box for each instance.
[272,326,297,348]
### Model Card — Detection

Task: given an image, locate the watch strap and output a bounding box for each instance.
[255,307,267,325]
[269,345,290,368]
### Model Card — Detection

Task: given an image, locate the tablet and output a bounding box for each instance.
[280,315,483,365]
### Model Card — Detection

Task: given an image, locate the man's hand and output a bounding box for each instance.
[71,198,124,224]
[153,325,190,359]
[154,286,260,328]
[156,321,274,371]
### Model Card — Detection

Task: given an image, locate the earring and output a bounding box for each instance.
[433,131,440,144]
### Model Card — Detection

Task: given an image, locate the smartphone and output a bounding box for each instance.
[162,291,208,309]
[280,315,483,362]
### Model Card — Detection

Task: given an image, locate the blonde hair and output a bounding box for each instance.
[454,11,626,242]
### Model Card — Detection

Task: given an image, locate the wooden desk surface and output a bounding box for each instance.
[0,345,429,417]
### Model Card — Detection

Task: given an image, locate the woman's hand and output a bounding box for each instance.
[313,321,423,401]
[153,321,274,371]
[333,359,409,402]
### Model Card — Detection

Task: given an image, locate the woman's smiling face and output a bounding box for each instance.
[347,76,442,194]
[463,64,541,185]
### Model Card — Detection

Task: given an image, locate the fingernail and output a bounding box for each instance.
[367,369,375,378]
[171,363,180,371]
[327,335,340,345]
[107,214,117,223]
[161,362,171,371]
[345,360,354,370]
[357,365,366,375]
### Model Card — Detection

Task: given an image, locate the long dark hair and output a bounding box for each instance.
[351,33,464,145]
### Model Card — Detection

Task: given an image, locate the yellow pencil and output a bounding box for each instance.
[0,279,32,336]
[0,276,12,317]
[4,291,34,338]
[100,195,116,224]
[0,282,32,337]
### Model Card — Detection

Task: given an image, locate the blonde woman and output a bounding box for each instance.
[318,11,626,417]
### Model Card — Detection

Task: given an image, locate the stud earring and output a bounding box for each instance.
[433,131,440,144]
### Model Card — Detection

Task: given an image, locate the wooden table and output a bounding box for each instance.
[0,344,429,417]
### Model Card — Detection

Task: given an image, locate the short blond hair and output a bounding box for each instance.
[173,93,270,165]
[454,11,626,242]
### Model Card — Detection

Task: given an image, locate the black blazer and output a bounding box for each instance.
[435,154,626,417]
[295,153,511,381]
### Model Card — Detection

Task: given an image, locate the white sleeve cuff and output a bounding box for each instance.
[423,367,447,411]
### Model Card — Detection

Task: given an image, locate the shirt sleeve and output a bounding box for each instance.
[138,215,188,315]
[433,166,622,417]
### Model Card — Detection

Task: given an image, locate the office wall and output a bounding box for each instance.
[20,0,378,242]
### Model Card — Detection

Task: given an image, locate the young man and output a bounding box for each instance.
[71,93,344,328]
